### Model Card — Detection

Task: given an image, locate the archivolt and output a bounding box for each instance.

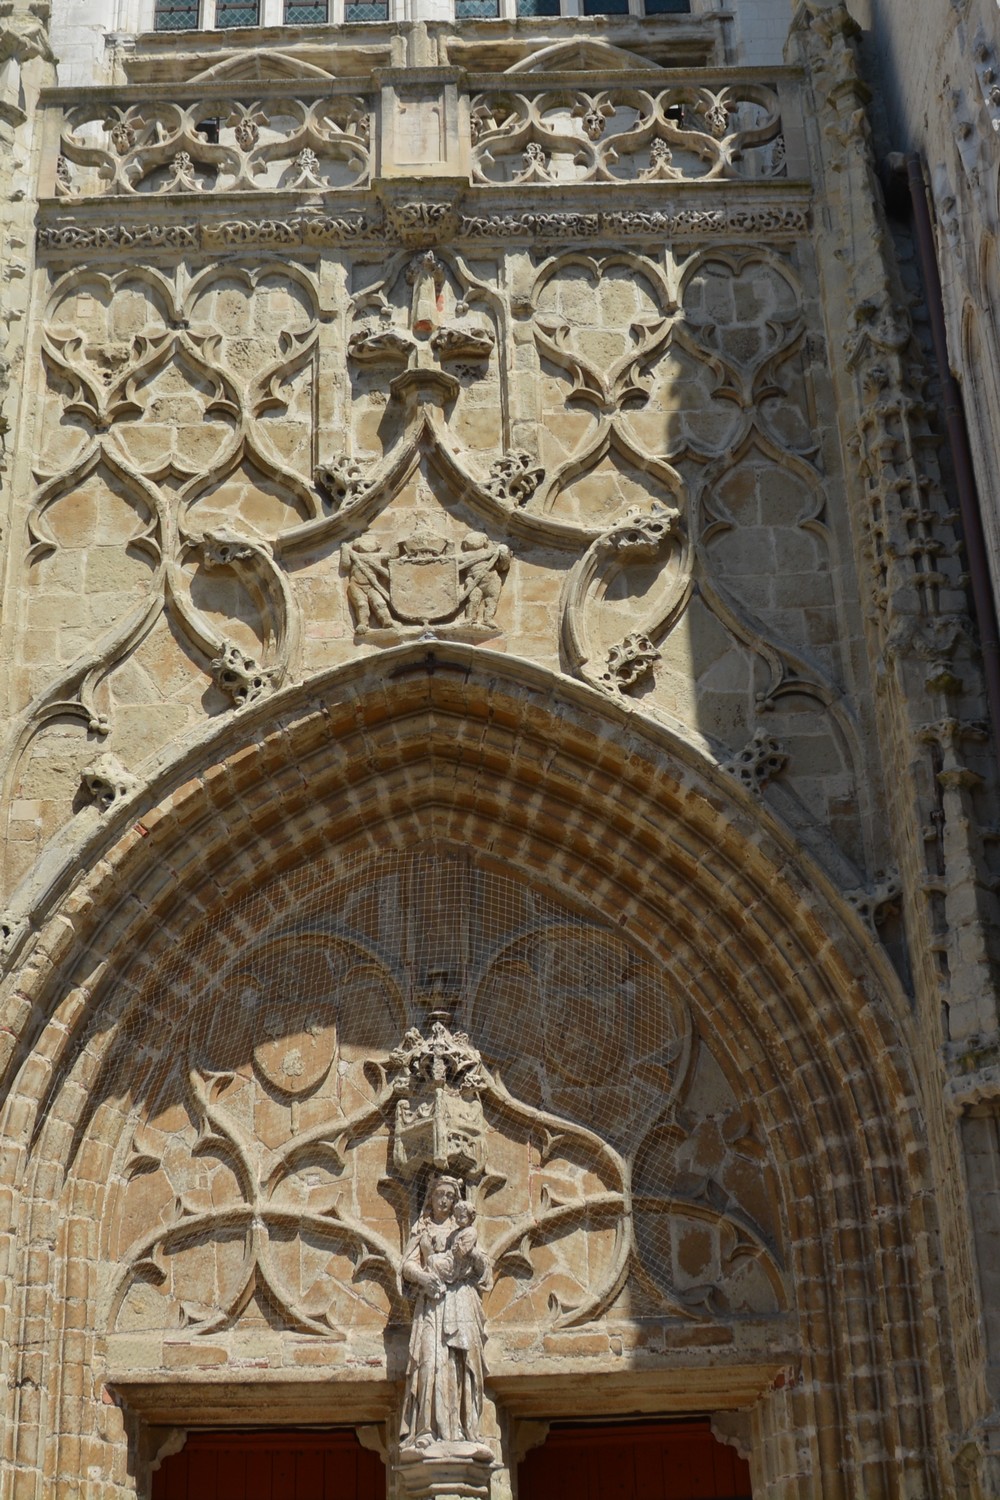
[0,644,947,1498]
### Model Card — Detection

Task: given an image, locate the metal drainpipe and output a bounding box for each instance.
[905,152,1000,777]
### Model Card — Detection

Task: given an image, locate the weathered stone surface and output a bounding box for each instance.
[0,3,998,1498]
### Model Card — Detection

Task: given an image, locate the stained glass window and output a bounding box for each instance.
[456,0,500,15]
[153,0,200,27]
[285,0,328,17]
[515,0,561,13]
[643,0,691,12]
[215,0,259,24]
[581,0,630,14]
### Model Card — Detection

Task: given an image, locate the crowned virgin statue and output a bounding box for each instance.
[400,1175,492,1454]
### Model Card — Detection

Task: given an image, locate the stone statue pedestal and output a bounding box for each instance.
[396,1440,494,1500]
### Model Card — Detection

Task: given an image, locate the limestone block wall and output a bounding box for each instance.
[0,1,1000,1497]
[2,30,888,909]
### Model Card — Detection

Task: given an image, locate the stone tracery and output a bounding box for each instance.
[1,11,993,1498]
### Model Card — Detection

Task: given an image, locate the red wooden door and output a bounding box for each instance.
[152,1429,387,1500]
[517,1420,752,1500]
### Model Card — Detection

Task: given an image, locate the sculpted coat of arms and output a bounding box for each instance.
[344,527,510,634]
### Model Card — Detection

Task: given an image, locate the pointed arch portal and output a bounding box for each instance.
[0,647,944,1500]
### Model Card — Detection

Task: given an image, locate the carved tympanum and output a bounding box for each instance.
[105,887,787,1387]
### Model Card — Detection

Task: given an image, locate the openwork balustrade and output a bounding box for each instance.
[469,81,786,184]
[55,89,373,197]
[49,73,790,202]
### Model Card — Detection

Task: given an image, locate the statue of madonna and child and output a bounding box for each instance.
[399,1173,493,1462]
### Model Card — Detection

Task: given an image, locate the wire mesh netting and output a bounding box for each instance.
[92,847,783,1352]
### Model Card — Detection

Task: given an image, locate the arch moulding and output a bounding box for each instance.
[0,645,953,1500]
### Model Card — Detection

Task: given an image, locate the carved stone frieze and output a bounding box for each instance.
[458,210,601,241]
[202,212,373,248]
[37,220,201,253]
[36,213,373,255]
[35,200,811,262]
[464,200,809,246]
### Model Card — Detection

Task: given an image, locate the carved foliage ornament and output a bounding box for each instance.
[563,506,685,697]
[35,204,811,259]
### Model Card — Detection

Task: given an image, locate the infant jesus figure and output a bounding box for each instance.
[421,1200,490,1443]
[421,1200,484,1280]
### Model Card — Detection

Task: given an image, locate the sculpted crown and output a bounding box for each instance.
[389,1020,487,1096]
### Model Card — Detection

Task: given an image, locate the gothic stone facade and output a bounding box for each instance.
[1,0,1000,1497]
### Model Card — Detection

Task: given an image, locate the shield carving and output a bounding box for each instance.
[387,554,460,623]
[253,1003,338,1096]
